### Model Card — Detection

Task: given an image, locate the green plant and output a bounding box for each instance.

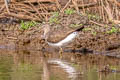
[49,17,59,24]
[87,14,100,20]
[106,27,118,34]
[49,12,60,24]
[91,31,97,36]
[83,27,92,31]
[64,8,75,15]
[52,12,59,17]
[70,24,83,28]
[105,24,109,27]
[20,20,37,30]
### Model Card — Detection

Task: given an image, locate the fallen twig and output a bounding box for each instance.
[89,20,105,27]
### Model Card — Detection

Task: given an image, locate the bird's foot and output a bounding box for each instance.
[59,48,63,58]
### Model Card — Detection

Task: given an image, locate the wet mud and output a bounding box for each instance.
[0,13,120,58]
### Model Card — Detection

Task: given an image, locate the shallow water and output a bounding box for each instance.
[0,49,120,80]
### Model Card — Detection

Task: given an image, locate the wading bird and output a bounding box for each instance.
[42,24,84,53]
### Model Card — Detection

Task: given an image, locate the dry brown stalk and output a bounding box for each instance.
[100,0,106,22]
[55,0,61,10]
[4,0,10,13]
[60,0,72,13]
[89,20,105,27]
[81,0,85,14]
[12,8,40,19]
[7,36,18,40]
[112,20,120,24]
[0,4,5,13]
[72,0,79,13]
[28,2,42,19]
[8,1,56,21]
[13,2,33,10]
[108,0,120,7]
[22,0,56,3]
[70,2,97,8]
[6,12,40,21]
[0,0,120,24]
[37,3,49,20]
[104,0,113,20]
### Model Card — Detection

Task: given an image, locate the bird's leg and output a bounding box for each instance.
[59,47,63,58]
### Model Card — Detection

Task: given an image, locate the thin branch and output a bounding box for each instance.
[4,0,10,13]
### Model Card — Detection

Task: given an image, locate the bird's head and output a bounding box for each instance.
[41,24,50,40]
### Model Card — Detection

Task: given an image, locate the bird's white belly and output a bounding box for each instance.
[51,32,78,47]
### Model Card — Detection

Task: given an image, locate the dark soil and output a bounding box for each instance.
[0,13,120,57]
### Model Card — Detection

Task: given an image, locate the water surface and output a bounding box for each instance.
[0,49,120,80]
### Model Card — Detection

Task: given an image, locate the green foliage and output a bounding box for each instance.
[49,17,59,24]
[52,12,59,17]
[70,24,83,28]
[110,66,117,70]
[83,27,92,31]
[119,28,120,32]
[91,31,97,36]
[87,14,100,20]
[49,12,60,24]
[83,27,97,36]
[106,27,118,34]
[20,20,37,30]
[64,8,75,15]
[105,24,109,27]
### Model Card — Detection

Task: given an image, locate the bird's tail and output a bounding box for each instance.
[46,40,57,46]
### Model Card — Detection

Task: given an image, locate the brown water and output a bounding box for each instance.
[0,49,120,80]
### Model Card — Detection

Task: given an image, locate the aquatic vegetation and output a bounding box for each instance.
[106,27,118,34]
[20,20,38,30]
[64,8,75,15]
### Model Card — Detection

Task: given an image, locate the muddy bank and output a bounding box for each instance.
[0,13,120,56]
